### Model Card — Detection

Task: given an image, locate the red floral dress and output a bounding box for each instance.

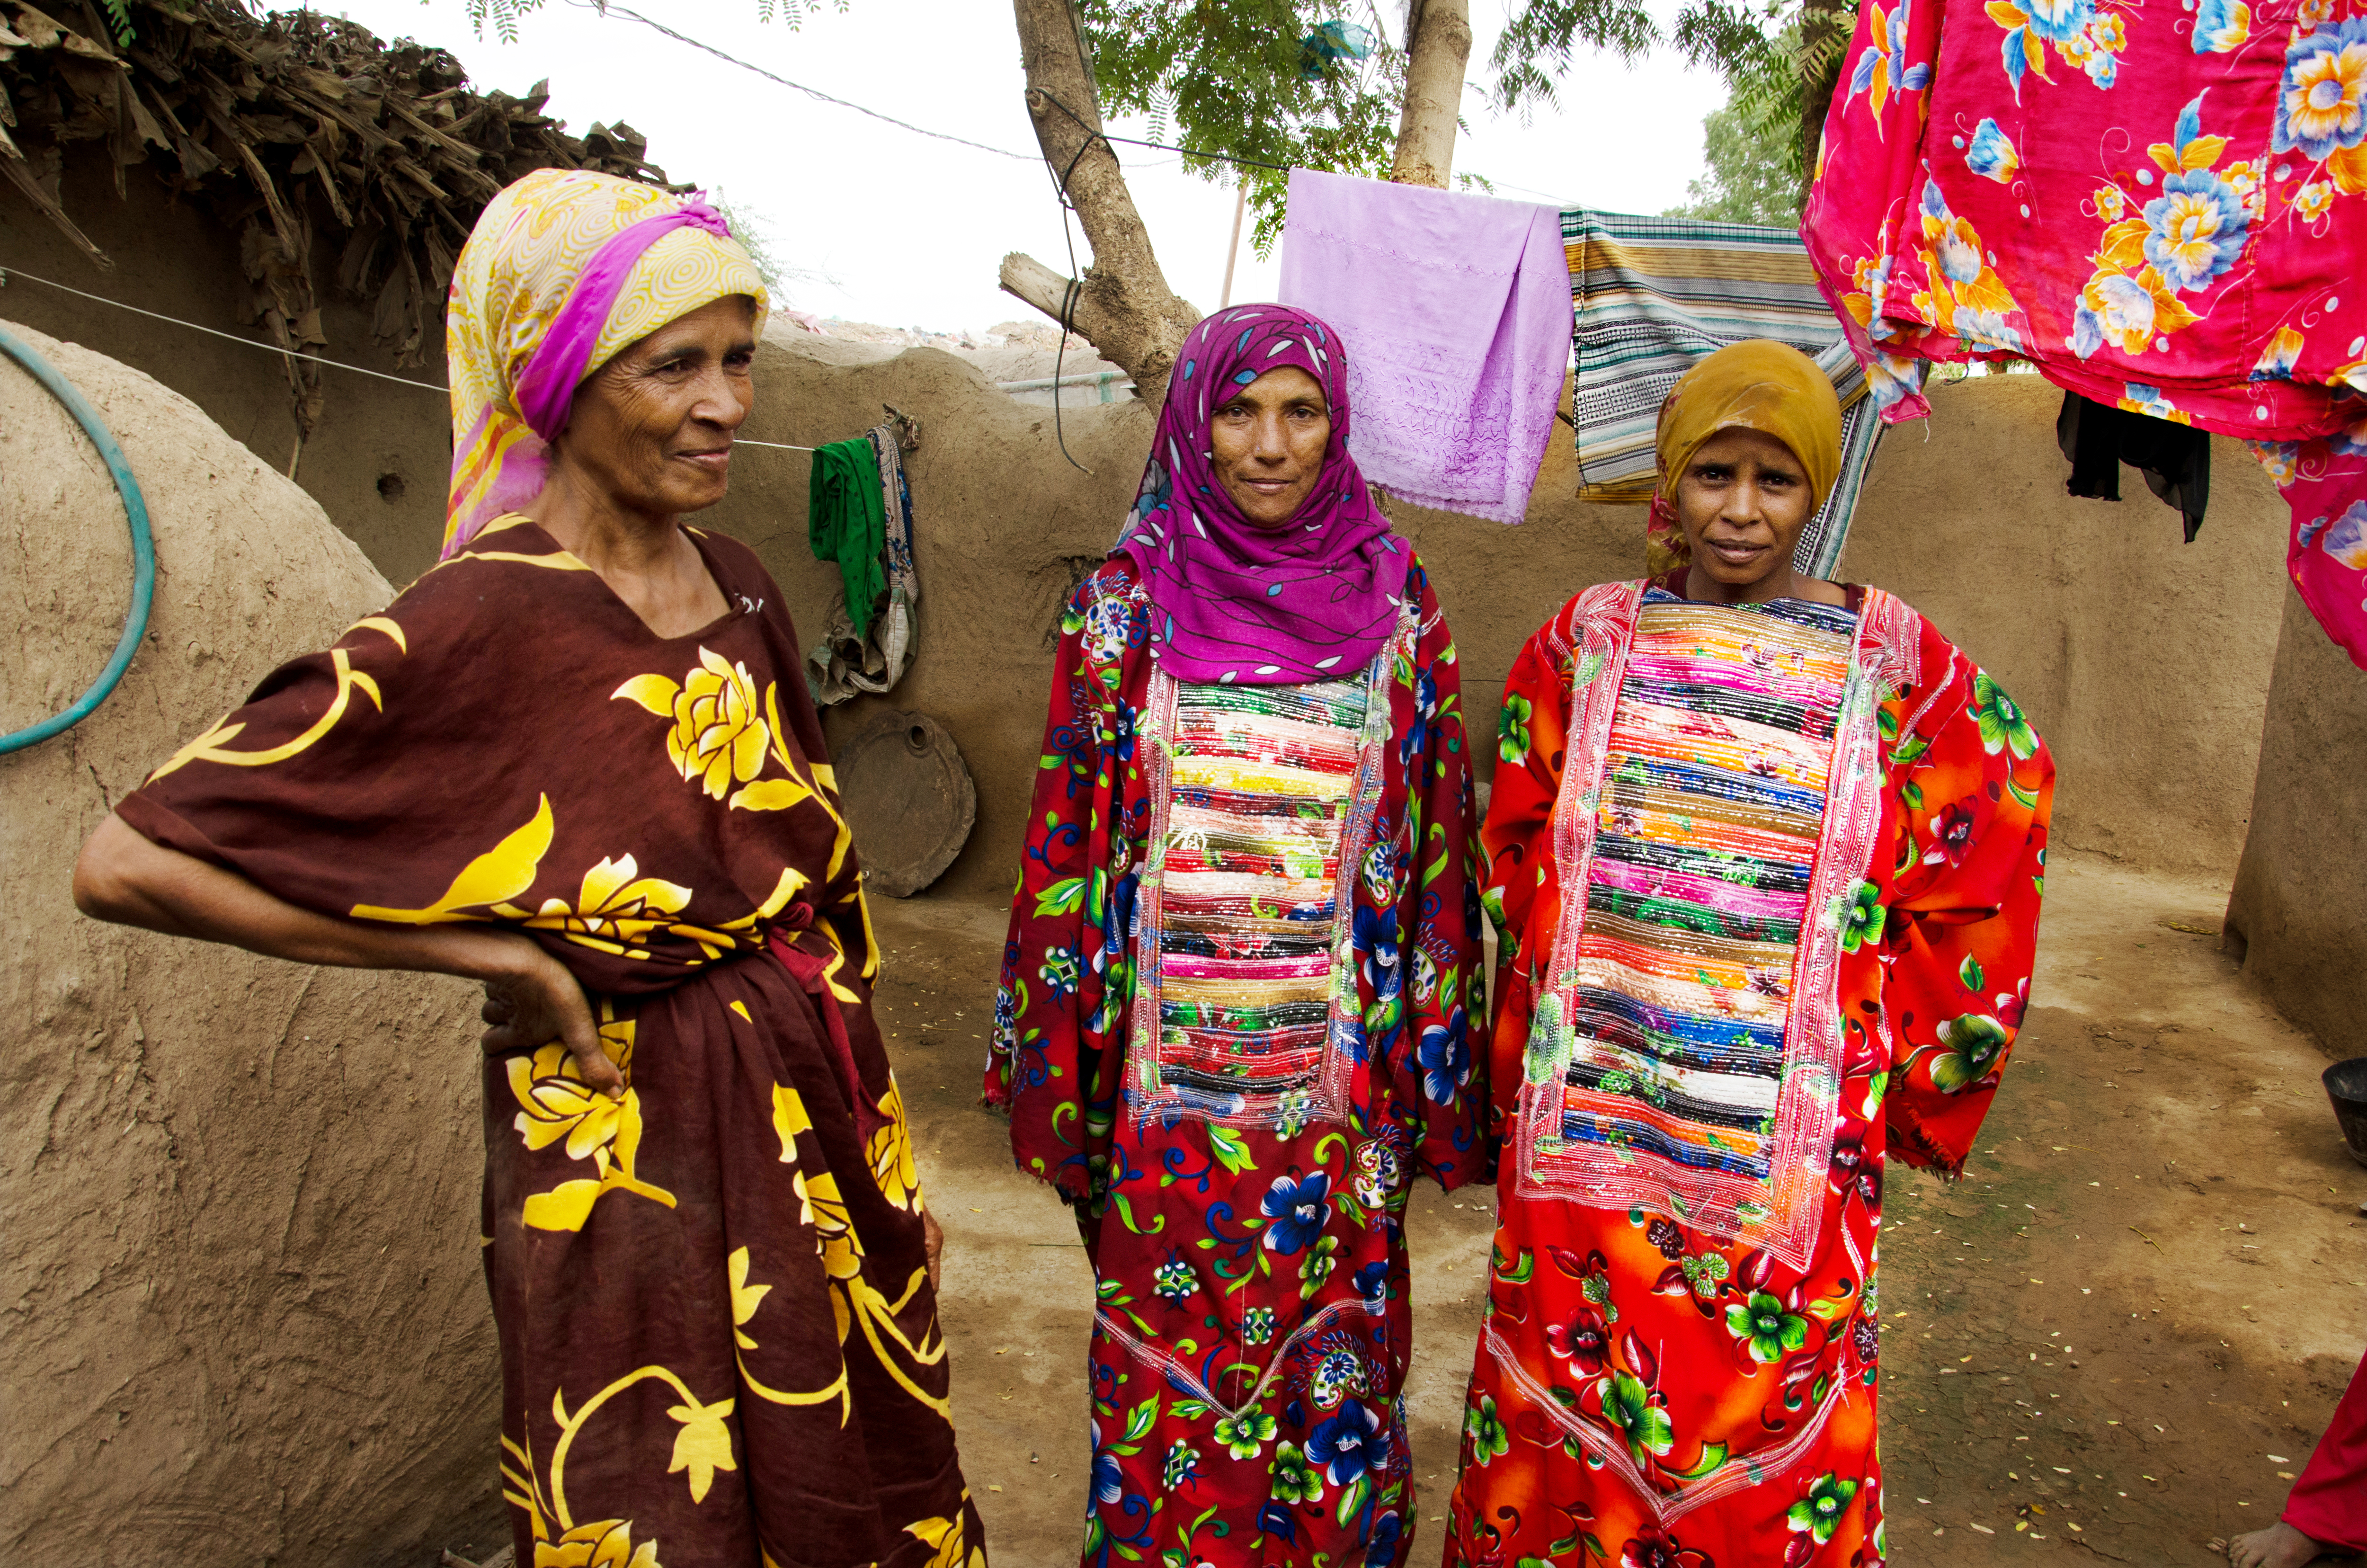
[988,554,1490,1567]
[1443,582,2052,1568]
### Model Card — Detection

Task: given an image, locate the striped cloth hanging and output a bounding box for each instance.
[1562,209,1886,579]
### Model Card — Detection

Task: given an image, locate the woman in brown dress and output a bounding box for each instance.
[71,169,985,1568]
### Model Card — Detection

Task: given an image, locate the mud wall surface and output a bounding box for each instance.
[1,321,500,1566]
[2225,587,2367,1056]
[1,144,456,587]
[691,353,2287,899]
[1838,373,2288,878]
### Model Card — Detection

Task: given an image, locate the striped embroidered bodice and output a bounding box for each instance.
[1560,589,1859,1186]
[1136,677,1370,1118]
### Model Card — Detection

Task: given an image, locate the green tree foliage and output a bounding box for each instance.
[1663,100,1800,225]
[1078,1,1406,253]
[1490,0,1851,199]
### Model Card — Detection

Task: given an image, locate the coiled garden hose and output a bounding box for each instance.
[0,324,155,754]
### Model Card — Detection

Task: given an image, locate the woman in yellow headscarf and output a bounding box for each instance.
[73,169,985,1567]
[1441,341,2051,1567]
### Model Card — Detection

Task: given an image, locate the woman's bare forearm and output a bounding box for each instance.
[72,813,534,984]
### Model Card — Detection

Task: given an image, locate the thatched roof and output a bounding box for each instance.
[0,0,673,433]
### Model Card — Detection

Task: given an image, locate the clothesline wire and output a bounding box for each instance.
[0,262,818,451]
[2,264,450,392]
[579,0,1297,178]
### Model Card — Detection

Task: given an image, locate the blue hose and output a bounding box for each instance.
[0,324,156,755]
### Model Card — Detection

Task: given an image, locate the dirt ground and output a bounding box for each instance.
[873,847,2367,1568]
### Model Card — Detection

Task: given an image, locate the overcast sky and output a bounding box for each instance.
[331,0,1725,334]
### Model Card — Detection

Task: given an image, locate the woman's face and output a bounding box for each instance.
[1673,427,1815,588]
[1210,366,1331,528]
[553,294,758,517]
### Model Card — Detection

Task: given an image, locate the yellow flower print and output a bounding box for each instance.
[523,854,694,954]
[506,1008,678,1232]
[795,1169,864,1280]
[729,1247,771,1350]
[868,1077,924,1212]
[2092,183,2125,221]
[2295,180,2336,222]
[614,649,773,800]
[772,1082,813,1163]
[665,1395,739,1505]
[534,1519,660,1568]
[906,1505,986,1568]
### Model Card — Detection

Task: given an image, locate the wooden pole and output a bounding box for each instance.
[1219,180,1248,308]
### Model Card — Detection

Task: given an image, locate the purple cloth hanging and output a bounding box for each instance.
[1278,168,1572,526]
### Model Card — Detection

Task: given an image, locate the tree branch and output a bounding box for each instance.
[1010,0,1200,407]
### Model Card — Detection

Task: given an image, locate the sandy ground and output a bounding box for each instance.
[872,848,2367,1568]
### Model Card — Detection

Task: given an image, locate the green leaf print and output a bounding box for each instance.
[1498,694,1534,766]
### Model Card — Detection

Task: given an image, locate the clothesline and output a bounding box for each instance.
[0,263,819,452]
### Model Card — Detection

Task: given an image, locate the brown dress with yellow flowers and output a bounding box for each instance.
[116,516,985,1568]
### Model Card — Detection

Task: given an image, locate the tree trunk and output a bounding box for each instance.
[1005,0,1201,408]
[1390,0,1470,188]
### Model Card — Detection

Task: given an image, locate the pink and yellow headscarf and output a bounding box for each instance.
[443,169,769,556]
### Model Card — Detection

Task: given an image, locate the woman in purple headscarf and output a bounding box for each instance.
[987,305,1491,1566]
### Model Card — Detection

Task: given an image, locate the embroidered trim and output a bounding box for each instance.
[1481,1319,1854,1527]
[1514,586,1919,1273]
[1123,600,1419,1130]
[1094,1297,1386,1424]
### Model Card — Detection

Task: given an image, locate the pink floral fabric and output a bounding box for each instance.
[1803,0,2367,668]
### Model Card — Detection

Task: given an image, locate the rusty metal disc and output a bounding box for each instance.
[833,708,977,898]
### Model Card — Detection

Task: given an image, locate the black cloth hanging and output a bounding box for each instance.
[2056,391,2211,541]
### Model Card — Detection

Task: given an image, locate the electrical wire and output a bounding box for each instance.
[0,263,819,450]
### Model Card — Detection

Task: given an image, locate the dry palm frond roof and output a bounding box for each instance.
[0,0,676,432]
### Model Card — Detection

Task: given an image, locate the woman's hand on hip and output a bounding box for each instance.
[478,942,623,1098]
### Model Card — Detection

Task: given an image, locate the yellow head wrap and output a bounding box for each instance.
[1644,340,1843,578]
[444,169,770,557]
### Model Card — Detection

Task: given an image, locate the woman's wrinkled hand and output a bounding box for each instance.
[922,1208,944,1293]
[479,944,622,1099]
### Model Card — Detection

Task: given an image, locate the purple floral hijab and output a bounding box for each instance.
[1113,304,1405,685]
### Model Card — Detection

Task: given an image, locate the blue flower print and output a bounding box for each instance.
[2144,169,2249,293]
[1312,1349,1367,1407]
[1397,663,1438,768]
[1417,1006,1471,1105]
[1965,117,2019,182]
[2319,501,2367,570]
[1847,0,1932,110]
[1352,1259,1390,1304]
[1354,905,1402,1001]
[2021,0,2091,43]
[1363,1512,1404,1567]
[1306,1401,1384,1486]
[1261,1171,1332,1255]
[2193,0,2249,53]
[1089,1427,1124,1508]
[2272,20,2367,160]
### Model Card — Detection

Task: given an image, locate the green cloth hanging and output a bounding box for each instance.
[807,436,887,641]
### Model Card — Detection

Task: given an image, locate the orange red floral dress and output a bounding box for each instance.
[1444,582,2051,1568]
